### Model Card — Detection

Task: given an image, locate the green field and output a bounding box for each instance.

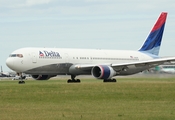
[0,77,175,120]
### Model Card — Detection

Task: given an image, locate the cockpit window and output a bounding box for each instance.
[17,54,23,58]
[9,54,23,58]
[10,54,16,57]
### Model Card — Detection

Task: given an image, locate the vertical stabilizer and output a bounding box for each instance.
[139,12,167,56]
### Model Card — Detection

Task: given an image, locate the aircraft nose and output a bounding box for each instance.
[6,58,14,70]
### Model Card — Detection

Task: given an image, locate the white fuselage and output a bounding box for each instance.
[6,47,153,76]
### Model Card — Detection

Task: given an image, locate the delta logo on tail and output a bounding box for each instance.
[39,51,60,58]
[139,12,167,56]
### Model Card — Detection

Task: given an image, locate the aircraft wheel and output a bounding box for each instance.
[67,79,72,83]
[76,79,81,83]
[18,81,25,84]
[67,79,81,83]
[103,79,117,82]
[103,79,108,82]
[112,79,117,82]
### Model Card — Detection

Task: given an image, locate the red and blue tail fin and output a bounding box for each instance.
[139,12,167,56]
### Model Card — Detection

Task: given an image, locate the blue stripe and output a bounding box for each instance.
[101,65,110,79]
[139,23,165,55]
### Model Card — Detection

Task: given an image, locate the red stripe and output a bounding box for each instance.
[151,12,167,32]
[99,65,104,78]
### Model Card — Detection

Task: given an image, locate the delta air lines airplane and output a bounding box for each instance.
[6,12,175,84]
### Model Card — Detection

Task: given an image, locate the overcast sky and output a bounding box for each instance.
[1,0,175,71]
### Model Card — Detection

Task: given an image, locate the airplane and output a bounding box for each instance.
[155,65,175,74]
[0,66,11,77]
[5,12,175,84]
[0,66,16,77]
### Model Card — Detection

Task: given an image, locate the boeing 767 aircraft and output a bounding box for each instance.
[6,12,175,84]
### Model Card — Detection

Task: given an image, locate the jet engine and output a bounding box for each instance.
[91,65,116,79]
[32,75,55,80]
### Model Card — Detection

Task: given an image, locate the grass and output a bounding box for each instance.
[0,77,175,120]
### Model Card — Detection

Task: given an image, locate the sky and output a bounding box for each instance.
[1,0,175,71]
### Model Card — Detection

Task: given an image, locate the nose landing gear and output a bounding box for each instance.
[18,76,26,84]
[17,73,26,84]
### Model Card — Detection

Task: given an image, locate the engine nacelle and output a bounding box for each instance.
[91,65,116,79]
[32,75,55,80]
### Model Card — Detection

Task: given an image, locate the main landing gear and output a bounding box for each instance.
[67,75,117,83]
[67,75,81,83]
[103,78,117,82]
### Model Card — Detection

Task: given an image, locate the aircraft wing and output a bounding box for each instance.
[111,57,175,71]
[73,57,175,72]
[73,63,111,70]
